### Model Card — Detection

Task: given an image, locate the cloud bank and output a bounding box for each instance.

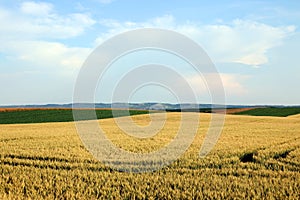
[97,15,295,66]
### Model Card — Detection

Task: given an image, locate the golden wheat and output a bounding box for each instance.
[1,113,300,199]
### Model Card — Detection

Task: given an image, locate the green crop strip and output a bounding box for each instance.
[0,109,149,124]
[234,107,300,117]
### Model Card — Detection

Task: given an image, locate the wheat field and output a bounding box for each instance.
[1,113,300,199]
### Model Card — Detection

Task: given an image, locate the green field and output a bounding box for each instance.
[2,107,299,125]
[0,109,149,124]
[235,107,300,117]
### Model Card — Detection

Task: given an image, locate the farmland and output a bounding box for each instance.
[234,107,300,117]
[1,112,300,199]
[0,108,149,124]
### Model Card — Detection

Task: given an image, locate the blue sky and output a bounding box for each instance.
[0,0,299,105]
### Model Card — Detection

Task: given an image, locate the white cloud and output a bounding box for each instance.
[2,41,91,71]
[186,73,248,98]
[0,2,95,74]
[180,20,295,66]
[21,1,53,16]
[95,15,175,45]
[0,2,96,40]
[219,73,248,96]
[95,0,115,4]
[96,15,296,67]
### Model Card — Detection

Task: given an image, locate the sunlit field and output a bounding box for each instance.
[1,113,300,199]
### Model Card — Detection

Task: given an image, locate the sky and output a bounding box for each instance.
[0,0,300,105]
